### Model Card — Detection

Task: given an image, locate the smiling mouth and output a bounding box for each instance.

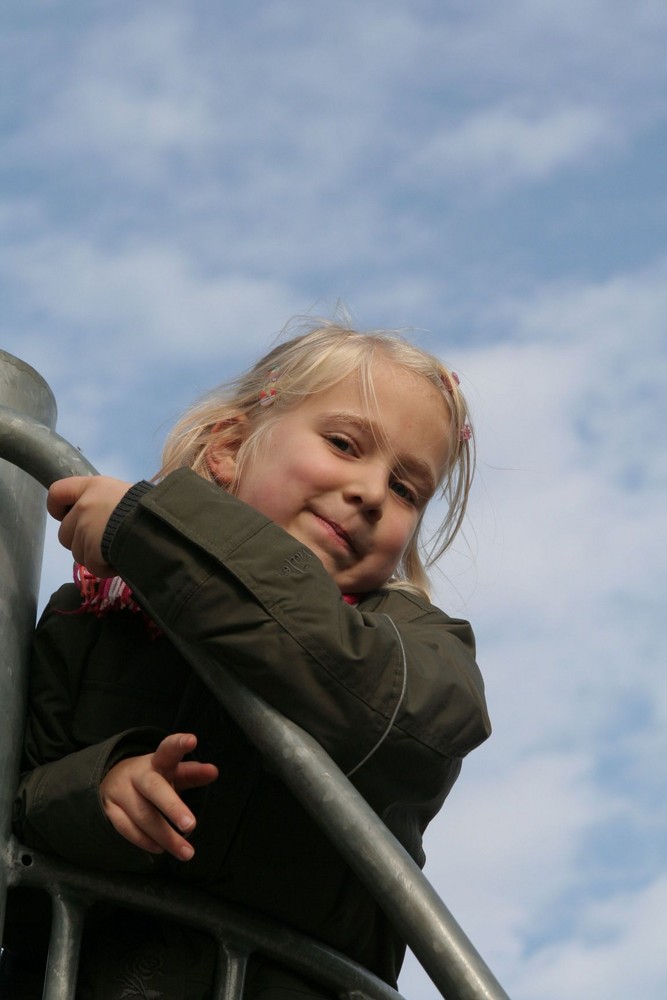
[314,514,355,553]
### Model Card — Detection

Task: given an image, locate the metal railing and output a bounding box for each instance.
[0,350,510,1000]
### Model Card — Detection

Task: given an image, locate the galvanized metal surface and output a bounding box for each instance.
[0,403,98,484]
[8,840,398,1000]
[0,350,511,1000]
[0,352,58,945]
[42,893,87,1000]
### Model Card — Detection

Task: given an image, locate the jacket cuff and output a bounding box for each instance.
[101,480,155,563]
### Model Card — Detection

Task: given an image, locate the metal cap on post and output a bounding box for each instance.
[0,351,57,938]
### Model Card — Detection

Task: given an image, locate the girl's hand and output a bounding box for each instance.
[47,476,132,577]
[99,733,219,861]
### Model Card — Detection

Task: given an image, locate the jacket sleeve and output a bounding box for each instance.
[106,469,491,800]
[14,587,166,871]
[15,731,165,872]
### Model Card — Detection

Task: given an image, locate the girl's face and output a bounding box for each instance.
[210,360,451,593]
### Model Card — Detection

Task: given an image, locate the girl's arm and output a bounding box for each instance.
[15,579,216,867]
[15,730,172,871]
[47,470,491,805]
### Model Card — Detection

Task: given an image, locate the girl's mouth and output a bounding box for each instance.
[314,514,355,553]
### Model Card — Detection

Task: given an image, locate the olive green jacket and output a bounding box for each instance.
[14,469,491,986]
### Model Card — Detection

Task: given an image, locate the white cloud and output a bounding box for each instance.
[512,874,667,999]
[2,232,300,362]
[451,258,667,601]
[8,3,664,222]
[402,873,667,1000]
[405,105,618,190]
[7,8,217,183]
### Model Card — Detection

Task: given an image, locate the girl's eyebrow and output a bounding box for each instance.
[322,411,438,496]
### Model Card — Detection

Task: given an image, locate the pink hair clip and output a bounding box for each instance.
[258,368,280,407]
[440,370,460,393]
[460,424,472,442]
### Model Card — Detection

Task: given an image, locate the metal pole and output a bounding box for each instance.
[0,352,58,942]
[42,893,88,1000]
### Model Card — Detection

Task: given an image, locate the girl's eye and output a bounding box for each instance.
[327,434,355,454]
[390,480,418,505]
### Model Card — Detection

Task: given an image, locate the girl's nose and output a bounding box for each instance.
[344,464,387,517]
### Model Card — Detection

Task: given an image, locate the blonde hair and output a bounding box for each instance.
[158,318,475,598]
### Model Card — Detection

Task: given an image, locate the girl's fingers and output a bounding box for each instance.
[47,477,88,521]
[105,777,195,860]
[152,733,197,772]
[47,476,132,575]
[102,801,166,855]
[152,734,219,790]
[100,735,218,861]
[102,753,195,860]
[173,761,219,791]
[134,769,197,838]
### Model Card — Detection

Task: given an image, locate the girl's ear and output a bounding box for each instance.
[205,414,248,486]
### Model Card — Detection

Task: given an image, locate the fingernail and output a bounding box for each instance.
[179,844,194,861]
[179,815,194,832]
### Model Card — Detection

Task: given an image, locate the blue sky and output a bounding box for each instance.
[2,3,666,997]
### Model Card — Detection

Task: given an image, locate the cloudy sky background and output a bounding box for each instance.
[2,3,666,997]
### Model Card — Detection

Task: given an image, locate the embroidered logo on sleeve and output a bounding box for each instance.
[279,548,312,576]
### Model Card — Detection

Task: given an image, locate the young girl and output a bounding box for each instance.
[10,320,491,999]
